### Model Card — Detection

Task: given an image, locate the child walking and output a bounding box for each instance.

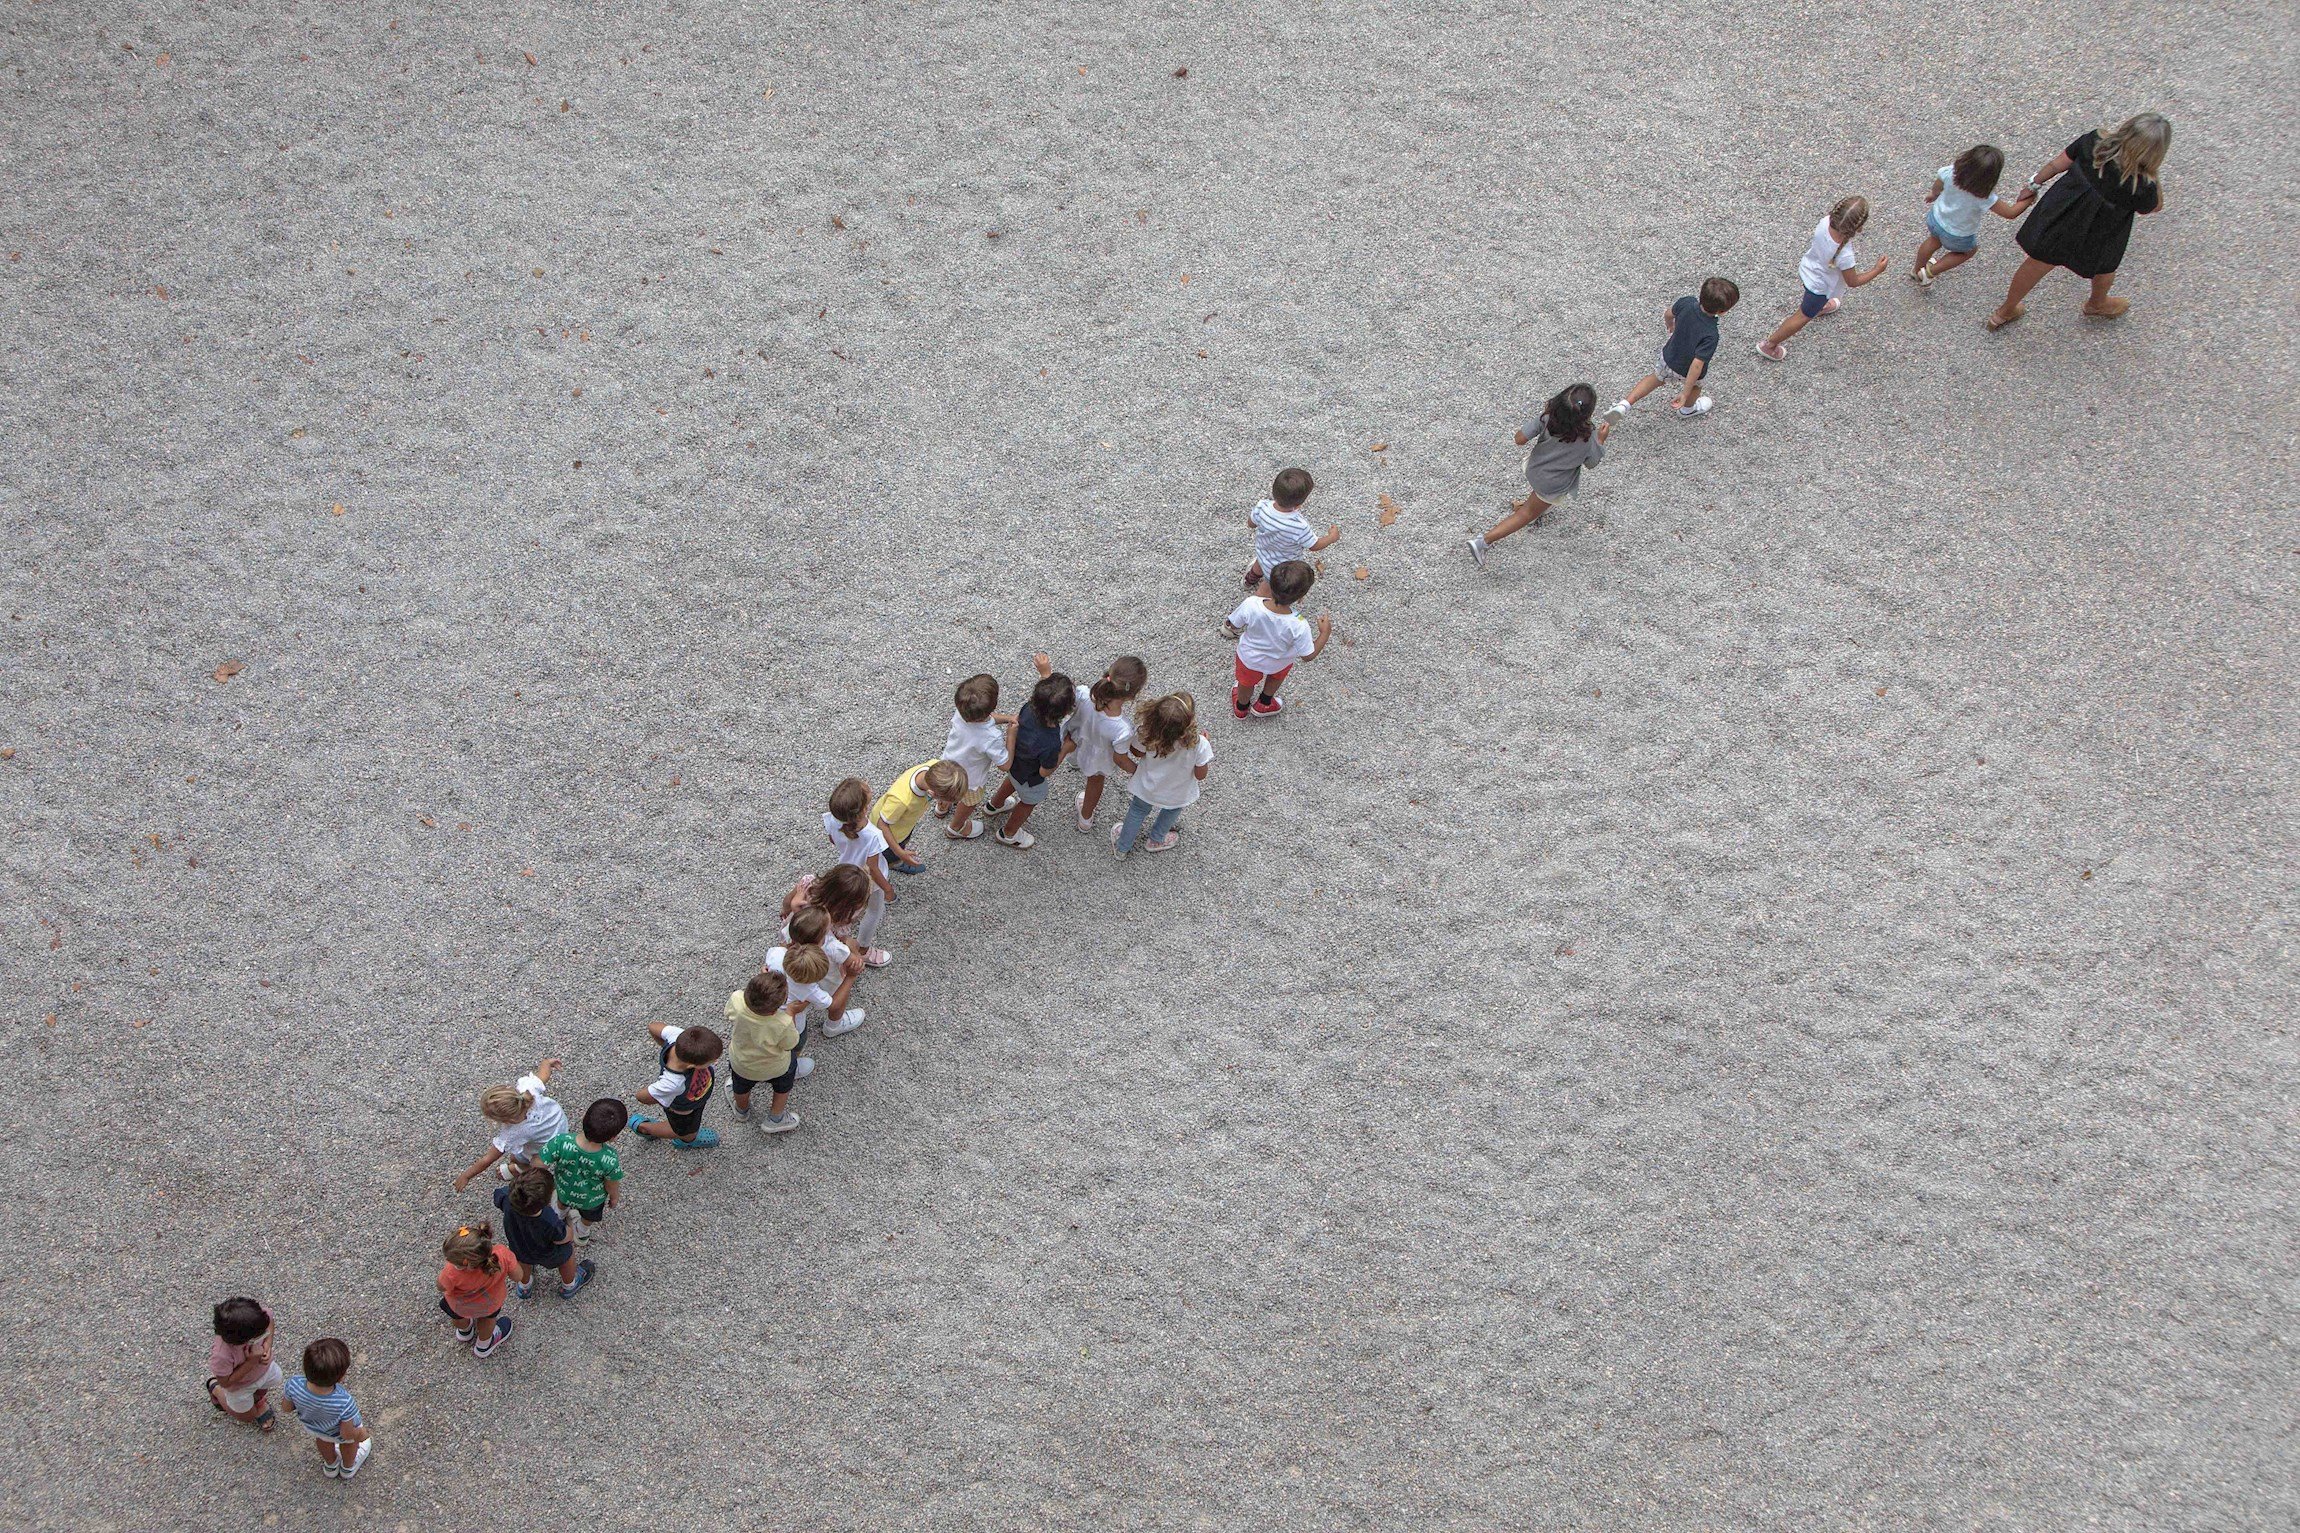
[206,1297,281,1431]
[941,674,1013,841]
[1223,467,1340,636]
[1606,277,1740,423]
[725,969,805,1136]
[1112,693,1215,859]
[1063,654,1149,832]
[435,1222,514,1358]
[283,1337,371,1479]
[823,777,894,965]
[780,867,872,1032]
[494,1164,594,1299]
[1228,560,1333,719]
[981,671,1077,849]
[1758,197,1888,360]
[541,1099,625,1242]
[872,759,967,876]
[1469,385,1608,567]
[631,1022,723,1149]
[450,1059,568,1192]
[1913,145,2033,286]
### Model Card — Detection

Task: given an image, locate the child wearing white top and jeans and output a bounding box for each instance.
[1758,196,1888,361]
[1112,693,1214,859]
[1912,145,2035,286]
[1228,560,1333,719]
[822,777,892,965]
[1222,467,1339,638]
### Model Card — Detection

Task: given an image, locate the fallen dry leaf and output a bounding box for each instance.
[1555,943,1577,958]
[1178,273,1190,284]
[457,822,473,831]
[156,51,171,66]
[831,214,847,230]
[1378,493,1402,526]
[44,1015,55,1028]
[419,815,436,827]
[521,868,536,877]
[212,661,244,682]
[154,284,169,299]
[1876,685,1888,696]
[1370,440,1389,453]
[290,427,305,438]
[1353,566,1370,581]
[1136,210,1148,224]
[330,503,346,516]
[523,50,538,66]
[0,748,14,760]
[559,99,570,112]
[1173,66,1188,78]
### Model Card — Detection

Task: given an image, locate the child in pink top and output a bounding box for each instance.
[206,1296,281,1430]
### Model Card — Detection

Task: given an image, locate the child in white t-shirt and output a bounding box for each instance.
[451,1060,568,1192]
[1111,693,1215,859]
[1227,560,1333,720]
[1758,196,1888,361]
[1222,467,1339,638]
[941,673,1013,841]
[822,776,893,964]
[1048,652,1149,832]
[1912,144,2035,286]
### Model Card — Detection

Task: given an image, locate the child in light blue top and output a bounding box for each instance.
[1914,145,2035,286]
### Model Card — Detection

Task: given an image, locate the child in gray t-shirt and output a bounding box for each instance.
[1469,385,1608,568]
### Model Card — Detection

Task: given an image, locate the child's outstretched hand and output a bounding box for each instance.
[1867,256,1890,278]
[1031,652,1052,677]
[1315,612,1335,639]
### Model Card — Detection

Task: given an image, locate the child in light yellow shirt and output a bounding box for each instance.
[873,759,967,875]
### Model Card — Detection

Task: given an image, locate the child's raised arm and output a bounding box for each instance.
[1307,613,1335,660]
[1031,651,1053,678]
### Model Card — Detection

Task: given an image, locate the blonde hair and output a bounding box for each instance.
[1827,195,1870,261]
[921,759,967,799]
[479,1084,533,1124]
[442,1223,501,1273]
[781,943,831,987]
[2093,112,2170,186]
[1132,692,1201,757]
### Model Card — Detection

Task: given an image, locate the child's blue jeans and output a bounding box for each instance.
[1114,794,1184,856]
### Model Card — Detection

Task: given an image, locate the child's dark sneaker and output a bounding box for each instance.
[473,1318,512,1359]
[559,1259,595,1298]
[509,1277,534,1301]
[1249,696,1285,717]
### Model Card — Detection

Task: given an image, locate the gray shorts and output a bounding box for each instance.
[1652,346,1689,386]
[1010,777,1050,806]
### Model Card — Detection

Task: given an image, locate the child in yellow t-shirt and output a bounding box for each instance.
[872,759,967,876]
[724,971,805,1135]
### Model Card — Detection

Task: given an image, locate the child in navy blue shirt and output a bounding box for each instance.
[493,1163,594,1299]
[980,672,1077,851]
[1607,277,1739,424]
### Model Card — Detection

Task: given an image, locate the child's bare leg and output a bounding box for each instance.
[983,777,1014,813]
[210,1382,267,1424]
[948,798,978,836]
[1481,494,1548,545]
[557,1253,580,1283]
[1763,310,1811,350]
[1914,232,1941,272]
[1928,249,1972,276]
[770,1089,791,1116]
[634,1118,676,1139]
[1079,773,1105,817]
[1621,373,1664,408]
[1002,800,1036,833]
[2082,271,2126,316]
[316,1438,343,1468]
[731,1087,752,1115]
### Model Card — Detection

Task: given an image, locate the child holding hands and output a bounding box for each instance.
[1913,145,2033,286]
[450,1059,567,1192]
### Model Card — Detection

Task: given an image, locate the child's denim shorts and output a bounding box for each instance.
[1926,205,1979,254]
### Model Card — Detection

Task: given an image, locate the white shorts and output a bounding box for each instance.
[217,1361,283,1413]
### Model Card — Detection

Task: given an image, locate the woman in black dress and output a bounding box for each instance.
[1987,113,2169,330]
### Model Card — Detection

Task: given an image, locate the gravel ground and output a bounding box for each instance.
[3,2,2295,1528]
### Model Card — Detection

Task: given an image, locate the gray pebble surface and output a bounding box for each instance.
[1,1,2294,1528]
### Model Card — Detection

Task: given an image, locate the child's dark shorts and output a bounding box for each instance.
[730,1056,801,1096]
[666,1104,707,1139]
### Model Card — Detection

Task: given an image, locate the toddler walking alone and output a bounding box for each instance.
[1228,560,1333,719]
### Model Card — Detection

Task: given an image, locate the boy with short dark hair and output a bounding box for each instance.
[1607,276,1740,423]
[981,672,1078,850]
[1228,559,1334,719]
[206,1296,281,1430]
[283,1337,371,1480]
[494,1163,594,1299]
[541,1099,626,1242]
[941,674,1014,841]
[632,1023,723,1149]
[1224,467,1340,637]
[725,969,805,1135]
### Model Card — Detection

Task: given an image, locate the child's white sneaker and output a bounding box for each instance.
[1607,398,1633,421]
[322,1459,341,1479]
[339,1438,371,1479]
[728,1099,751,1121]
[996,828,1036,849]
[823,1009,867,1037]
[1075,791,1094,832]
[1913,260,1935,287]
[795,1056,816,1079]
[1676,396,1713,418]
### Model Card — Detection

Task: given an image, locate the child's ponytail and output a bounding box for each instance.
[443,1223,501,1274]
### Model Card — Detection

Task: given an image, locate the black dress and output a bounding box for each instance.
[2016,130,2161,278]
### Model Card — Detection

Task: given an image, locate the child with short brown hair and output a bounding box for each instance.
[450,1059,567,1192]
[942,673,1013,840]
[1606,276,1741,423]
[495,1163,593,1299]
[284,1337,371,1478]
[632,1023,723,1148]
[725,969,805,1135]
[206,1296,280,1431]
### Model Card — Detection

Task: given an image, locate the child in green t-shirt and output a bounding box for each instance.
[540,1099,626,1242]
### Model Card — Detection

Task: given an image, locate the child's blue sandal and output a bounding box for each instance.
[672,1128,720,1150]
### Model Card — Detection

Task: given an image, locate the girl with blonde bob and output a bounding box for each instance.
[1990,112,2169,330]
[1111,693,1215,859]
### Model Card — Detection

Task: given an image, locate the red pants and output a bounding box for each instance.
[1234,657,1294,693]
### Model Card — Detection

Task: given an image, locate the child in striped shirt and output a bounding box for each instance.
[283,1337,371,1479]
